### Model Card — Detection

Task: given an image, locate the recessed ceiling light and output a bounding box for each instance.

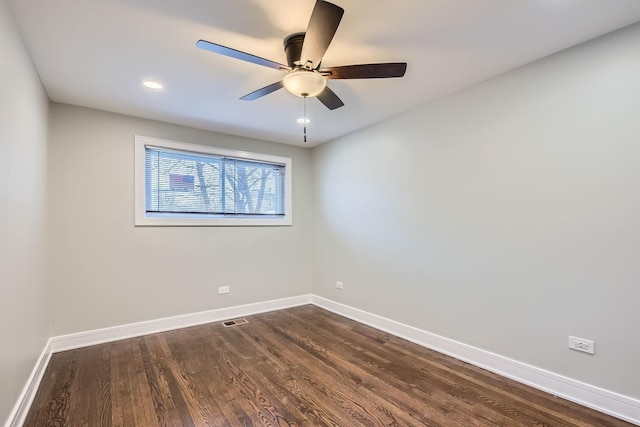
[143,80,163,90]
[297,118,310,124]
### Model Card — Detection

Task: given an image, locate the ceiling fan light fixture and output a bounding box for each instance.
[282,70,326,98]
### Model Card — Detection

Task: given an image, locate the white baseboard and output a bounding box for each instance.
[5,341,52,427]
[49,294,312,352]
[311,295,640,426]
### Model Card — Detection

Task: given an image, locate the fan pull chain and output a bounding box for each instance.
[303,95,308,143]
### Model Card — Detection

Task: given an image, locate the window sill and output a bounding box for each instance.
[135,212,292,227]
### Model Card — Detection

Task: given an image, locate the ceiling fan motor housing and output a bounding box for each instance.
[284,32,306,68]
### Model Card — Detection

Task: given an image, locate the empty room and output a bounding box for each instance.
[2,0,640,425]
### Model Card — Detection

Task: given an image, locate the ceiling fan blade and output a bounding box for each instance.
[321,63,407,79]
[316,86,344,110]
[299,0,344,69]
[240,81,284,101]
[197,40,289,71]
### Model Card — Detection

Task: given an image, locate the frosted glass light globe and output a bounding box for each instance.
[282,70,326,98]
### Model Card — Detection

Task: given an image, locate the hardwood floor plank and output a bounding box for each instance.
[65,346,98,426]
[129,339,160,426]
[110,342,139,427]
[24,306,634,427]
[24,350,79,426]
[155,333,216,426]
[96,346,113,427]
[138,337,175,426]
[196,329,259,425]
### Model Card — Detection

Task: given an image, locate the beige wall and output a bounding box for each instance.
[312,23,640,398]
[0,0,50,423]
[48,104,313,336]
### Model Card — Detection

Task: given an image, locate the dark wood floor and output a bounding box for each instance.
[25,305,631,426]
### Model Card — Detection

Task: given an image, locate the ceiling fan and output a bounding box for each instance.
[196,0,407,110]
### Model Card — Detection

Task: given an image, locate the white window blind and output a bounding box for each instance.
[145,146,285,216]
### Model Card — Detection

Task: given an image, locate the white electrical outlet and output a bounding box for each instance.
[335,281,344,290]
[569,336,594,355]
[218,286,230,294]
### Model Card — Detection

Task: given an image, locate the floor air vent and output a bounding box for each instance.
[222,318,249,327]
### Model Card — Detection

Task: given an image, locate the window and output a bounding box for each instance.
[135,136,292,226]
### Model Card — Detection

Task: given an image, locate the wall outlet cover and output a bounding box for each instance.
[569,336,595,355]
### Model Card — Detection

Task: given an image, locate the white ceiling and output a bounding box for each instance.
[8,0,640,147]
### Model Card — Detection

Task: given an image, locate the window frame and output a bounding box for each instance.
[134,135,292,226]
